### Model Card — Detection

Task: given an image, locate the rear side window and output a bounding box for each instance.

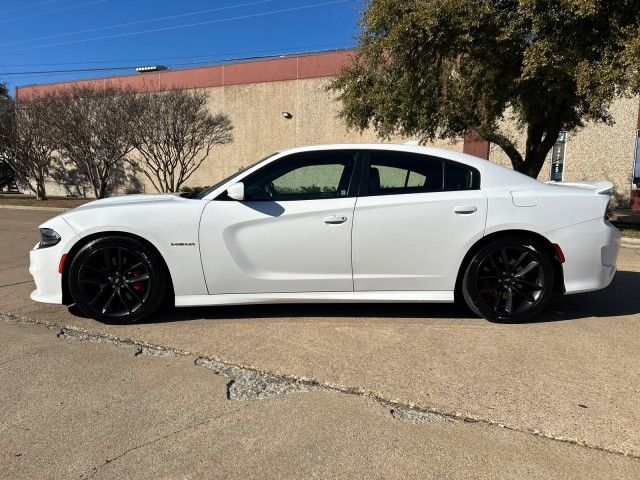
[368,152,443,195]
[445,161,478,190]
[366,152,479,195]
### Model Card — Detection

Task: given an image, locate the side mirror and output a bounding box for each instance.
[226,182,245,201]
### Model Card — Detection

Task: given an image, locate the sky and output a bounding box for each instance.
[0,0,361,94]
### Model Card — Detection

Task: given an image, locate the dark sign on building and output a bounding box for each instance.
[550,131,567,182]
[634,130,640,189]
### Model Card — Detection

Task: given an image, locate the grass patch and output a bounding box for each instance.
[612,223,640,239]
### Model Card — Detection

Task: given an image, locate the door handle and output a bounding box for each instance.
[454,206,478,215]
[324,215,348,225]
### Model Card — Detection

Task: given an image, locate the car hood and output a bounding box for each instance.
[71,193,187,211]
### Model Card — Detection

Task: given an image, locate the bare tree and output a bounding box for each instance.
[0,83,16,191]
[0,95,56,200]
[133,89,233,193]
[0,83,9,136]
[47,85,142,198]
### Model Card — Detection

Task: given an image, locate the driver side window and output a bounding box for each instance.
[243,151,356,201]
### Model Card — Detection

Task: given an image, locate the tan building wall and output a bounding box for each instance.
[489,97,638,207]
[187,77,463,189]
[41,76,463,197]
[17,49,639,207]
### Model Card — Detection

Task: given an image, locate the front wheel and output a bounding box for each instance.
[68,236,168,324]
[461,237,555,323]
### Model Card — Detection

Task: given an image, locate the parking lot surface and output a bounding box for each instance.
[2,208,640,478]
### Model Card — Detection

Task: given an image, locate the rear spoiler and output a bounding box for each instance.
[545,180,614,195]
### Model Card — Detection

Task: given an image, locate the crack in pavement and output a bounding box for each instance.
[194,357,458,425]
[80,407,244,480]
[3,311,640,459]
[0,347,48,367]
[0,280,32,289]
[388,405,455,424]
[134,346,181,358]
[195,357,314,401]
[54,324,455,423]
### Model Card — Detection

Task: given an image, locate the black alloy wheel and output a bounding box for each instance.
[462,237,555,322]
[68,236,167,324]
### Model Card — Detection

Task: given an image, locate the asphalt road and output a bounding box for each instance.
[1,208,640,479]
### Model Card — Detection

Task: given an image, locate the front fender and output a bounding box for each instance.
[60,202,209,296]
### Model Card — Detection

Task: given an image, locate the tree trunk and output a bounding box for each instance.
[36,166,47,201]
[488,123,562,179]
[96,171,110,199]
[36,180,47,201]
[92,181,103,199]
[520,123,562,179]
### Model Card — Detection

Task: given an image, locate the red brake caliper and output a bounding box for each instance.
[130,271,145,292]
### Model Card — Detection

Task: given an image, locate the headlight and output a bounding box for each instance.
[38,228,61,248]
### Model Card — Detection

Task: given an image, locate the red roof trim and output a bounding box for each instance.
[463,131,490,160]
[15,49,354,99]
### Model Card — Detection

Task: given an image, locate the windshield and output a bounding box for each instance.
[194,153,278,199]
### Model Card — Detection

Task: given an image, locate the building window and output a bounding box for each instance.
[550,131,567,182]
[634,130,640,189]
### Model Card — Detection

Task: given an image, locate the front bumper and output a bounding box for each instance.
[546,217,621,294]
[29,217,79,304]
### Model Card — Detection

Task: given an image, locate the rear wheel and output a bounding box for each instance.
[68,236,167,324]
[461,237,554,322]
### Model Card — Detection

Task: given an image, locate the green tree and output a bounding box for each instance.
[331,0,640,178]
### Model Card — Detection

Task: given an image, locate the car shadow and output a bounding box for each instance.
[73,270,640,325]
[144,300,475,325]
[532,270,640,323]
[243,201,285,217]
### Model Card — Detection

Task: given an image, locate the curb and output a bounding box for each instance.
[0,204,69,212]
[621,237,640,249]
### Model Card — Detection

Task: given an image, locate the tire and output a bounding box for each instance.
[461,236,555,323]
[68,236,168,324]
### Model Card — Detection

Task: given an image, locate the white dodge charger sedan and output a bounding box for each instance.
[29,144,621,323]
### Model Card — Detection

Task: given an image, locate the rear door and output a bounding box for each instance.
[352,150,487,291]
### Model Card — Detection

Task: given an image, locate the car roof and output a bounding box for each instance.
[202,143,541,200]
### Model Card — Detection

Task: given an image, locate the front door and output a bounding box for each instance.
[199,151,359,294]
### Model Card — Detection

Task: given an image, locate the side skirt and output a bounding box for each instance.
[174,291,454,307]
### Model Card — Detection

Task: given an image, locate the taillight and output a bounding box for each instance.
[552,244,565,263]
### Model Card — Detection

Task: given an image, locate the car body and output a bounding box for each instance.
[29,143,621,322]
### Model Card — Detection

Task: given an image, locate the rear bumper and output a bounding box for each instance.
[546,218,621,294]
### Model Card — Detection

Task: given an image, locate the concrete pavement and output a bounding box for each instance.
[1,208,640,477]
[4,318,640,479]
